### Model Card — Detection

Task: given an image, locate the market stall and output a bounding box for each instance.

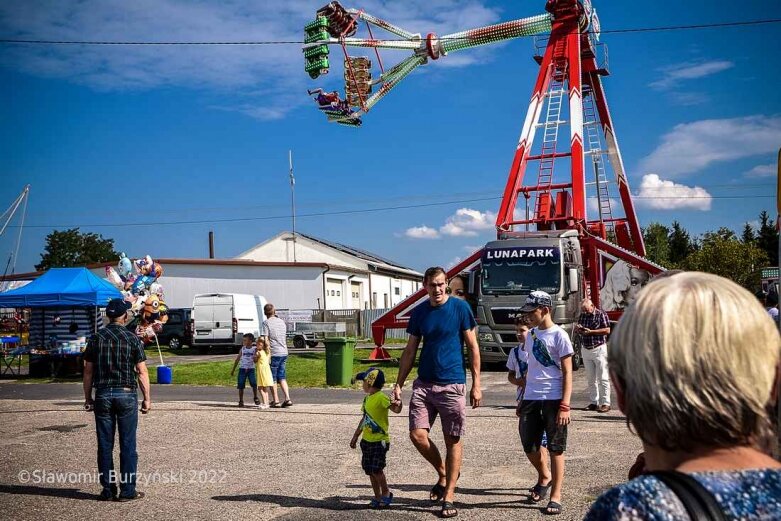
[0,268,122,377]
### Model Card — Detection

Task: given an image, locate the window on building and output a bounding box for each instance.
[336,290,340,296]
[384,294,389,308]
[394,287,400,295]
[372,292,377,308]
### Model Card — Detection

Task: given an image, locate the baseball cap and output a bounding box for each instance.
[106,298,132,318]
[519,290,553,313]
[354,367,385,389]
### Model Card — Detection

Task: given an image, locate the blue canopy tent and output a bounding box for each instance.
[0,267,121,308]
[0,269,123,375]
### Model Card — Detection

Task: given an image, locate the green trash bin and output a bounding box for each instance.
[324,337,356,386]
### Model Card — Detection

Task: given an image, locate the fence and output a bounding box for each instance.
[277,308,407,341]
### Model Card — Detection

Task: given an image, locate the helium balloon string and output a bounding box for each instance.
[154,334,164,366]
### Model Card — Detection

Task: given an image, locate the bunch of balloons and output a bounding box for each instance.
[105,253,168,345]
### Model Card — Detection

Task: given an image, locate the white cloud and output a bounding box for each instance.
[0,0,501,120]
[446,256,463,269]
[404,225,440,239]
[637,115,781,178]
[744,163,775,178]
[649,60,734,90]
[439,208,496,237]
[635,174,712,211]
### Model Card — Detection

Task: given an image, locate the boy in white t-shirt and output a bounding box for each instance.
[517,291,573,516]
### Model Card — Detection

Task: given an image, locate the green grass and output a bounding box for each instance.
[4,348,414,388]
[150,349,410,388]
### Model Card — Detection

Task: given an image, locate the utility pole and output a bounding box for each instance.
[289,150,297,262]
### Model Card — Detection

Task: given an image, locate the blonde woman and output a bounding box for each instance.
[585,272,781,520]
[599,260,651,312]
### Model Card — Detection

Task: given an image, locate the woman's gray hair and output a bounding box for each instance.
[608,271,781,451]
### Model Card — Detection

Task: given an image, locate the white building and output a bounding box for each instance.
[237,232,422,310]
[3,232,423,312]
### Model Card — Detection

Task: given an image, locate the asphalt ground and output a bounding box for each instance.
[0,371,641,521]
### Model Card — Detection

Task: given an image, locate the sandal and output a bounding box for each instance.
[543,500,562,515]
[530,482,551,503]
[282,400,293,408]
[441,500,458,518]
[430,482,446,502]
[270,402,281,408]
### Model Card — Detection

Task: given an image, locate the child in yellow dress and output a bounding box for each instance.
[255,338,274,409]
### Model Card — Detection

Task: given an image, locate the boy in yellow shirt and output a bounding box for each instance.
[350,368,403,508]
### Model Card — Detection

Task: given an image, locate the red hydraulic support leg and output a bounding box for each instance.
[588,73,645,255]
[495,32,558,232]
[566,18,586,224]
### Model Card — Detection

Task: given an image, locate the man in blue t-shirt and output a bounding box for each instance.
[392,266,481,518]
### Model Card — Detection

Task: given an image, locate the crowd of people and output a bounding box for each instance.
[82,267,781,519]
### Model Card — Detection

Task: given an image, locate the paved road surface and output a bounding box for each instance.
[0,371,632,521]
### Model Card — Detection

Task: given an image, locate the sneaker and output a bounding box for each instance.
[597,404,611,413]
[583,403,597,411]
[282,400,293,408]
[259,403,269,409]
[117,491,145,502]
[238,401,244,408]
[254,397,260,406]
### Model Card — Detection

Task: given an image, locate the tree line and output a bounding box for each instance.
[642,210,778,290]
[33,211,781,292]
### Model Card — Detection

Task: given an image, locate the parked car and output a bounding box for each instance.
[191,293,267,353]
[126,308,192,349]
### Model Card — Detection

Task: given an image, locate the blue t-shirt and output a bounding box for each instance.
[406,297,476,384]
[584,469,781,520]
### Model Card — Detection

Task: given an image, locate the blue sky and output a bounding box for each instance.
[1,0,779,274]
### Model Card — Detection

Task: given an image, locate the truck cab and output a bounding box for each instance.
[474,230,583,363]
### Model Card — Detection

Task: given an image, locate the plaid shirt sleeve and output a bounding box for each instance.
[131,336,147,365]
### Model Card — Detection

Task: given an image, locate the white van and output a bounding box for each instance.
[191,293,267,353]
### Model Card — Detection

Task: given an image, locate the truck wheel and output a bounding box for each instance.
[293,335,306,350]
[305,340,319,348]
[168,336,181,350]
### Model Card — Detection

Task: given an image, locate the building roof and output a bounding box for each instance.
[239,231,422,278]
[0,258,369,283]
[295,232,415,272]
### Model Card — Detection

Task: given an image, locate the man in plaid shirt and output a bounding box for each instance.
[575,299,612,413]
[83,298,150,501]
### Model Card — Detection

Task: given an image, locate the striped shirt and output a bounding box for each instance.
[577,308,610,349]
[262,316,288,357]
[83,323,147,389]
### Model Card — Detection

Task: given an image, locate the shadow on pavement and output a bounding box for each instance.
[211,493,435,515]
[0,484,95,501]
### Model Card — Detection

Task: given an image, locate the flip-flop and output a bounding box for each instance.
[430,482,446,502]
[530,482,552,503]
[379,492,394,508]
[543,500,562,515]
[441,500,458,518]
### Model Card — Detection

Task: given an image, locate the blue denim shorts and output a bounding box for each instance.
[270,356,287,383]
[237,368,257,389]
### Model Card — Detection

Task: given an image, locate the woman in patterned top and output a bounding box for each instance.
[585,272,781,520]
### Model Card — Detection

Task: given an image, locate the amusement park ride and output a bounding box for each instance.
[303,0,664,362]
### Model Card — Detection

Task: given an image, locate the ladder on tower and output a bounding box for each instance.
[582,84,614,236]
[532,54,567,223]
